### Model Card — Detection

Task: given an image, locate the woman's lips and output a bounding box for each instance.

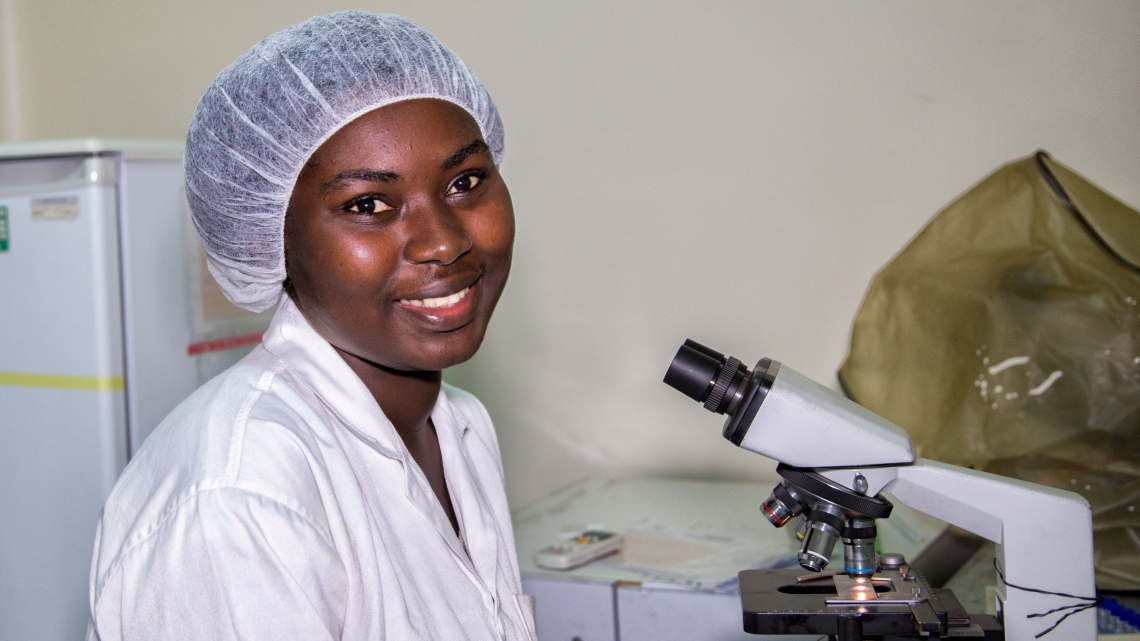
[395,280,480,329]
[399,286,470,309]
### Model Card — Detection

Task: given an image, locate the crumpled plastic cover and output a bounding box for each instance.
[184,11,505,312]
[839,152,1140,590]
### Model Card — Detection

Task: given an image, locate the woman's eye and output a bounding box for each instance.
[447,173,482,196]
[347,198,393,214]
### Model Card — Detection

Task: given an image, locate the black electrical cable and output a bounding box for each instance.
[993,558,1102,638]
[1030,602,1101,638]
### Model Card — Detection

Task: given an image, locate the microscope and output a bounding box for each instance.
[664,340,1098,641]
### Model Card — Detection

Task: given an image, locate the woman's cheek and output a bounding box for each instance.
[472,206,515,259]
[470,181,514,252]
[334,234,397,284]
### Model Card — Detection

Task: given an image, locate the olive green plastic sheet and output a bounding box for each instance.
[839,152,1140,590]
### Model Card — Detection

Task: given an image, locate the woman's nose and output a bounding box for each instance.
[402,199,473,266]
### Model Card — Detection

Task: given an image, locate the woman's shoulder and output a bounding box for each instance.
[96,346,336,570]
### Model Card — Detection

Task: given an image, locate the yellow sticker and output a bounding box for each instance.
[0,371,124,391]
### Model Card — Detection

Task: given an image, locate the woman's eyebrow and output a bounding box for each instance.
[441,140,490,170]
[321,169,399,193]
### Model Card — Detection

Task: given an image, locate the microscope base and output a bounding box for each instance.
[739,567,1003,640]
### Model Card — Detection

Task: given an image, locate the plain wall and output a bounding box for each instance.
[3,0,1138,507]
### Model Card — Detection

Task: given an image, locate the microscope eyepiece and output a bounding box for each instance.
[663,340,725,405]
[664,339,755,415]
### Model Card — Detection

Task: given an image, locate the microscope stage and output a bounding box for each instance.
[738,567,1003,639]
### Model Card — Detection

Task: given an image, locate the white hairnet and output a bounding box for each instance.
[185,11,505,312]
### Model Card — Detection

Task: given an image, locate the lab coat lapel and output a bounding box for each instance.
[398,423,475,572]
[433,394,501,595]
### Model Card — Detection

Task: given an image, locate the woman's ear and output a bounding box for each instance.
[281,276,298,304]
[281,209,300,306]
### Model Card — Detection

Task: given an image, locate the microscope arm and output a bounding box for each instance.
[871,459,1096,641]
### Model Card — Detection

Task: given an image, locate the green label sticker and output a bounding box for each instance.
[0,206,8,252]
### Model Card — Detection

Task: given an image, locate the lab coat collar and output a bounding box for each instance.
[262,298,404,460]
[262,299,481,575]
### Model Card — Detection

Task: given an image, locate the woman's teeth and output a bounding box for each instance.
[401,287,470,309]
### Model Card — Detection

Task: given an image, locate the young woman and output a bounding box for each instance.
[87,12,534,641]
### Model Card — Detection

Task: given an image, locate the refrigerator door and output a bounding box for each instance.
[0,155,127,641]
[117,158,199,453]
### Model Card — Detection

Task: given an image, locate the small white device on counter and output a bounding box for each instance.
[534,530,623,570]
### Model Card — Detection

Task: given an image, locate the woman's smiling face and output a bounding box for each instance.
[284,98,514,372]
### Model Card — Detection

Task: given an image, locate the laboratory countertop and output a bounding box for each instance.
[511,477,948,592]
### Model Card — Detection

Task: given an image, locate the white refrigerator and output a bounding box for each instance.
[0,140,272,640]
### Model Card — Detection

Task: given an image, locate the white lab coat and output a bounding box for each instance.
[87,298,538,641]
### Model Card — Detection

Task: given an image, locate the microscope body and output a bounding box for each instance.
[665,340,1097,641]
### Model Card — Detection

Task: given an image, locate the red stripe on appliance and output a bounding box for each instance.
[187,332,264,356]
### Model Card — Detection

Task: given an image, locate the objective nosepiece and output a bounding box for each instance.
[797,505,845,573]
[760,483,806,528]
[799,521,840,572]
[842,519,878,577]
